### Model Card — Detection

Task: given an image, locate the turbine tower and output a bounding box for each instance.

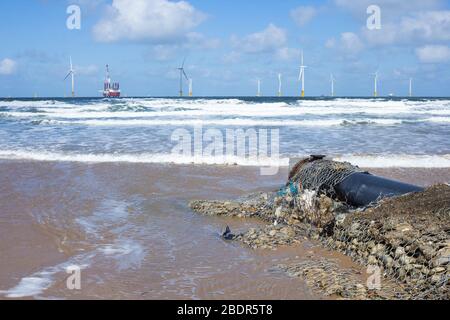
[278,73,282,97]
[189,78,193,97]
[298,50,307,97]
[257,79,261,97]
[177,58,189,97]
[409,78,413,97]
[64,56,75,97]
[373,71,379,97]
[330,74,335,97]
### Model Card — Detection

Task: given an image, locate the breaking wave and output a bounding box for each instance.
[38,118,406,127]
[1,98,450,120]
[0,150,290,167]
[0,150,450,168]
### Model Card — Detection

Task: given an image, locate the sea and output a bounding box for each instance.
[0,96,449,299]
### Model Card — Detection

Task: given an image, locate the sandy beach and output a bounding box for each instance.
[0,160,448,299]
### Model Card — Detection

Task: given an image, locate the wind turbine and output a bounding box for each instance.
[330,74,335,97]
[64,56,75,97]
[298,50,307,97]
[278,73,282,97]
[372,71,379,97]
[409,78,413,97]
[257,79,261,97]
[189,78,193,97]
[177,58,189,97]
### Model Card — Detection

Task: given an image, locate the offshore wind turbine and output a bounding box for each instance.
[372,71,379,97]
[189,78,193,97]
[409,78,413,97]
[177,58,189,97]
[278,73,282,97]
[64,56,75,97]
[330,74,335,97]
[298,50,307,97]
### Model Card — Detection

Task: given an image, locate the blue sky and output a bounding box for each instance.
[0,0,449,97]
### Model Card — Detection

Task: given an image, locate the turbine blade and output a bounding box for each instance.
[182,69,189,81]
[298,69,303,81]
[64,71,72,80]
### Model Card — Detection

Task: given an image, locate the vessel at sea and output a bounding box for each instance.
[103,64,120,98]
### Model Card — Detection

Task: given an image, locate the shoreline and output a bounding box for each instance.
[0,160,448,299]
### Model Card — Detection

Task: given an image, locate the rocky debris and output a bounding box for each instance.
[324,184,450,299]
[277,258,405,300]
[278,259,368,299]
[189,165,450,299]
[189,192,274,219]
[234,223,319,250]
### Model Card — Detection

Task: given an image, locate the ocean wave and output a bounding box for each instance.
[41,118,404,127]
[0,150,449,168]
[0,150,290,167]
[3,108,449,120]
[423,117,450,123]
[1,98,450,119]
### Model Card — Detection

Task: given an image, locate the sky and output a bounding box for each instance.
[0,0,450,97]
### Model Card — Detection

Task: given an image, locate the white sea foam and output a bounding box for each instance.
[0,254,94,298]
[0,150,449,168]
[0,150,290,167]
[0,276,53,298]
[423,117,450,123]
[47,118,404,127]
[2,98,450,119]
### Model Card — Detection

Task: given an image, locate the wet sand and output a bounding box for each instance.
[0,161,448,299]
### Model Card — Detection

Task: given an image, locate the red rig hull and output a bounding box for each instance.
[103,91,121,98]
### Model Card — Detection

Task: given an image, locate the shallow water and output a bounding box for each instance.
[0,162,319,299]
[0,97,449,299]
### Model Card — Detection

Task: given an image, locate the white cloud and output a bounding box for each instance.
[276,47,301,61]
[341,32,364,53]
[228,24,299,62]
[93,0,206,43]
[325,32,364,56]
[0,58,17,75]
[362,11,450,46]
[290,6,317,27]
[232,24,287,54]
[416,45,450,63]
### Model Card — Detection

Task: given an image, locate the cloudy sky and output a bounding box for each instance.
[1,0,450,97]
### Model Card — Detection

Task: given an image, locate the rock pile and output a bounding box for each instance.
[324,184,450,299]
[188,161,450,300]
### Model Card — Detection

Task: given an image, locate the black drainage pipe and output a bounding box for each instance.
[335,172,424,207]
